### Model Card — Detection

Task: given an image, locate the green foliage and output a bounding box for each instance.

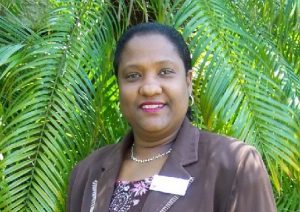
[0,0,299,211]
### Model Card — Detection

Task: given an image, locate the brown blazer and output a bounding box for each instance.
[67,118,276,212]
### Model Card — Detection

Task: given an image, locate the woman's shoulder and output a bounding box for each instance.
[196,129,261,169]
[191,129,275,211]
[198,129,254,150]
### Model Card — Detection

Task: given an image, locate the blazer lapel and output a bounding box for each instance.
[142,118,200,212]
[141,156,192,212]
[93,163,119,211]
[93,133,133,211]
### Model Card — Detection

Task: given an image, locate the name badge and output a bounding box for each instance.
[149,175,190,196]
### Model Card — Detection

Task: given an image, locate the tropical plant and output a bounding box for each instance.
[0,0,299,211]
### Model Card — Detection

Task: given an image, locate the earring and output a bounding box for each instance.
[189,95,194,106]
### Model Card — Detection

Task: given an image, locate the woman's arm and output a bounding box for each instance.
[226,148,276,212]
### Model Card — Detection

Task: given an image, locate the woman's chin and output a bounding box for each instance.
[134,119,169,134]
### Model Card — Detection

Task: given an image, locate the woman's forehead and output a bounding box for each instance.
[125,33,176,49]
[119,34,183,68]
[121,34,179,58]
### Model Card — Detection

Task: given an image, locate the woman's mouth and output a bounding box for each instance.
[140,102,165,113]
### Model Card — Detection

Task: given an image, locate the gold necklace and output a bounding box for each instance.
[130,144,172,163]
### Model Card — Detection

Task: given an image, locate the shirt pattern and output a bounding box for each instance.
[109,177,152,212]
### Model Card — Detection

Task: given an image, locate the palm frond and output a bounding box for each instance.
[0,2,113,210]
[169,0,300,196]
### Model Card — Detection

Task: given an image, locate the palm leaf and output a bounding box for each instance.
[168,0,300,202]
[0,2,109,210]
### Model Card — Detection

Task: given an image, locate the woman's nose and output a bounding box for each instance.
[139,82,162,97]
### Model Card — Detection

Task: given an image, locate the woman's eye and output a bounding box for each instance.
[126,72,141,81]
[160,68,174,76]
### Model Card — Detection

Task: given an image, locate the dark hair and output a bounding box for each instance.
[113,22,192,76]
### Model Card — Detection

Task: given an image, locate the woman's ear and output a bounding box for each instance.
[186,69,193,94]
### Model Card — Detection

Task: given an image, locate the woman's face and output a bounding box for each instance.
[118,33,192,137]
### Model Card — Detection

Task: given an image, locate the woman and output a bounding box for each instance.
[67,23,276,212]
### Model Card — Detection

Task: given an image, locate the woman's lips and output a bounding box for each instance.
[139,102,165,113]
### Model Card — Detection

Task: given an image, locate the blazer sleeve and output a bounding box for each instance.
[226,148,276,212]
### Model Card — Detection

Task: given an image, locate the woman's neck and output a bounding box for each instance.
[131,125,180,158]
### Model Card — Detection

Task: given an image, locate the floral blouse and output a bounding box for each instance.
[109,177,153,212]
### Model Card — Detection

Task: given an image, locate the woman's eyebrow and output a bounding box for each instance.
[155,59,177,65]
[126,59,176,67]
[121,59,178,72]
[122,64,142,71]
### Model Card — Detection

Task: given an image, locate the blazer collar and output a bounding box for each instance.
[100,117,199,168]
[169,117,199,166]
[142,117,200,212]
[94,132,133,211]
[94,117,200,211]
